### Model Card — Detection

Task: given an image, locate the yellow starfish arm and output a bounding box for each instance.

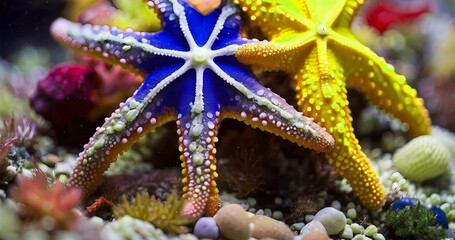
[304,0,347,26]
[293,47,385,209]
[234,0,314,38]
[236,32,315,72]
[331,35,431,137]
[332,0,366,31]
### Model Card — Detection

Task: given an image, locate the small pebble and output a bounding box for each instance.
[274,197,283,205]
[350,223,364,234]
[290,223,305,231]
[213,204,249,240]
[300,220,327,236]
[194,217,219,239]
[347,208,357,219]
[300,230,330,240]
[250,215,294,240]
[347,202,356,209]
[272,211,283,220]
[304,214,314,223]
[364,225,378,237]
[331,200,341,210]
[339,224,353,239]
[313,207,347,235]
[247,197,257,207]
[352,235,371,240]
[372,233,386,240]
[429,193,441,205]
[440,203,450,214]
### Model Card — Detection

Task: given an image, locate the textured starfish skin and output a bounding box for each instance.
[235,0,431,210]
[51,0,334,219]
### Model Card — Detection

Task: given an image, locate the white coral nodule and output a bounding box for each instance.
[392,135,450,183]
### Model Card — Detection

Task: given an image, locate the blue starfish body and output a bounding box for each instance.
[51,0,334,219]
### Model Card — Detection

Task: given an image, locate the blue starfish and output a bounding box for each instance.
[51,0,334,219]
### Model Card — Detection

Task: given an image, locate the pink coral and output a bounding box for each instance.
[10,170,83,230]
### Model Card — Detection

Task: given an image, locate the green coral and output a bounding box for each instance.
[392,135,450,182]
[113,191,193,234]
[385,202,447,239]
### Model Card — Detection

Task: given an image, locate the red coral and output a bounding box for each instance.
[365,0,429,34]
[30,59,141,145]
[31,63,101,126]
[10,170,83,230]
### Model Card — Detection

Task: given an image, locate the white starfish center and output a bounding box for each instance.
[192,48,209,64]
[317,24,327,35]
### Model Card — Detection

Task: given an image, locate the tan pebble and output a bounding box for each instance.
[250,215,294,240]
[300,230,330,240]
[214,204,250,240]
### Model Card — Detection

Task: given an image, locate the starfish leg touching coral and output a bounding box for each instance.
[51,0,334,219]
[235,0,431,209]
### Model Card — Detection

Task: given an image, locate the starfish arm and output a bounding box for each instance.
[211,56,334,152]
[331,0,366,31]
[331,36,431,137]
[177,106,221,220]
[304,0,348,26]
[293,53,385,209]
[50,18,190,77]
[236,32,316,72]
[323,102,386,210]
[234,0,314,38]
[68,62,190,197]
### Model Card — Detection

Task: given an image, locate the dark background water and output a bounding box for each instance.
[0,0,66,61]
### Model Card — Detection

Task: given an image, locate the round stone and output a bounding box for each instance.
[313,207,346,235]
[194,217,219,239]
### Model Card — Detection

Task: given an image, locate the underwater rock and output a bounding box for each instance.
[213,204,249,240]
[299,230,330,240]
[392,135,450,182]
[299,220,327,236]
[249,215,294,240]
[313,207,347,235]
[193,217,219,239]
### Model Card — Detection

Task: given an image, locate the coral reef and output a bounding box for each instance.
[2,0,455,239]
[10,170,83,230]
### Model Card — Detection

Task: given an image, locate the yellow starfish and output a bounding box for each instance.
[234,0,431,210]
